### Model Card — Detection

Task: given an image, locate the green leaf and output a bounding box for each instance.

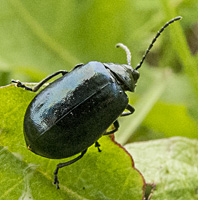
[125,137,198,200]
[0,85,144,199]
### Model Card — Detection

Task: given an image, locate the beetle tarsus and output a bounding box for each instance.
[11,79,33,91]
[54,171,60,189]
[95,141,102,152]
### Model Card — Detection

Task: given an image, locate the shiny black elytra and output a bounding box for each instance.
[12,17,181,189]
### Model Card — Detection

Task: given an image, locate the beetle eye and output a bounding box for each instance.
[132,70,140,82]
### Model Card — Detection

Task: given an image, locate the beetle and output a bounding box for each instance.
[12,16,181,189]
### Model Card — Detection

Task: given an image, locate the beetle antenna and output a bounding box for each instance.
[135,16,182,70]
[116,43,132,66]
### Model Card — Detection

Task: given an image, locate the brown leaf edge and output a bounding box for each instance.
[110,134,146,200]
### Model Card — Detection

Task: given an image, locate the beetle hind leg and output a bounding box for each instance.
[53,149,87,189]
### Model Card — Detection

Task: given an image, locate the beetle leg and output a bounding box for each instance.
[53,149,87,189]
[72,63,84,70]
[95,141,102,152]
[121,104,135,116]
[11,70,68,92]
[103,120,119,135]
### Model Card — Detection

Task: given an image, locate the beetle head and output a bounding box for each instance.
[104,62,139,92]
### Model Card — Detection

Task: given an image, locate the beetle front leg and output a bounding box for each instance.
[11,70,68,92]
[54,149,87,189]
[121,104,135,116]
[103,120,119,135]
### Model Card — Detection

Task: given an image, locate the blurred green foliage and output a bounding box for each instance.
[0,0,198,145]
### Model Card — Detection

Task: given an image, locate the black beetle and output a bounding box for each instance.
[12,16,181,189]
